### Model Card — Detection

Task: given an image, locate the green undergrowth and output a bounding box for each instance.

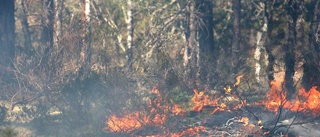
[0,127,17,137]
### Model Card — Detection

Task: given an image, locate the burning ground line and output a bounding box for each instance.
[104,75,262,136]
[104,73,320,136]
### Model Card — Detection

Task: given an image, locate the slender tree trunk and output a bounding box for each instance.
[284,0,299,98]
[0,0,15,81]
[54,0,64,46]
[41,0,54,54]
[20,0,33,56]
[126,0,134,71]
[265,0,275,82]
[184,1,199,87]
[81,0,92,71]
[197,0,214,86]
[231,0,241,70]
[254,2,268,83]
[302,0,320,91]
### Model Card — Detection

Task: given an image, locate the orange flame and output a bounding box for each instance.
[105,86,170,133]
[190,89,223,113]
[172,104,186,115]
[106,112,149,132]
[170,126,206,137]
[234,74,245,87]
[263,80,288,112]
[261,72,320,115]
[289,86,320,115]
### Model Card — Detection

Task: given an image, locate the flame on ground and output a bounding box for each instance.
[105,73,320,136]
[105,74,249,136]
[105,86,170,132]
[106,112,148,132]
[261,72,320,115]
[105,85,246,135]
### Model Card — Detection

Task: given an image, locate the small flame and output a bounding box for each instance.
[106,112,148,132]
[190,89,223,112]
[224,86,232,94]
[240,117,249,126]
[172,104,186,115]
[170,126,206,137]
[234,74,245,87]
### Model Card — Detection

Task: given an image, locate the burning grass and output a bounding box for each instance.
[104,73,320,136]
[259,74,320,116]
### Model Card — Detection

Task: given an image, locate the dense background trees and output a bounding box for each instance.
[0,0,320,136]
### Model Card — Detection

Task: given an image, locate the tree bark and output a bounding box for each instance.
[54,0,64,47]
[284,0,299,98]
[265,0,275,82]
[20,0,34,56]
[184,1,199,87]
[81,0,92,72]
[197,0,214,85]
[126,0,134,71]
[302,0,320,91]
[254,2,268,83]
[0,0,15,81]
[231,0,241,69]
[41,0,54,54]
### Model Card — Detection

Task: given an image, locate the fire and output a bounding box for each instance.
[263,80,287,112]
[290,86,320,115]
[105,73,320,136]
[234,74,245,87]
[106,112,148,132]
[190,88,231,114]
[240,117,249,126]
[261,72,320,115]
[170,126,206,137]
[105,86,245,135]
[172,104,186,115]
[224,86,232,94]
[105,86,170,133]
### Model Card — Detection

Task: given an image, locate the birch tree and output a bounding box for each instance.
[54,0,64,47]
[81,0,92,71]
[125,0,134,71]
[253,1,268,83]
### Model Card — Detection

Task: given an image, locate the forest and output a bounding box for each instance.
[0,0,320,136]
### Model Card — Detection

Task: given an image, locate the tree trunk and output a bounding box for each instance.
[41,0,54,54]
[126,0,134,71]
[54,0,64,47]
[184,1,199,87]
[197,0,215,86]
[254,1,268,83]
[265,0,275,82]
[20,0,34,56]
[302,0,320,91]
[0,0,15,81]
[231,0,241,69]
[81,0,92,72]
[284,0,299,98]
